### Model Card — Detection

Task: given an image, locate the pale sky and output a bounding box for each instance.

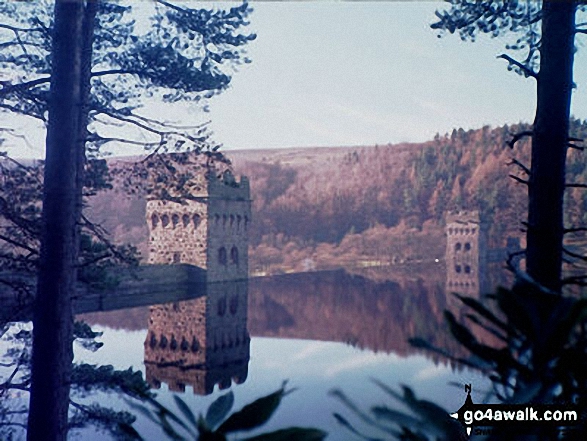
[4,1,587,158]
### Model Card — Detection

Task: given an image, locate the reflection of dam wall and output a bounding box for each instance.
[144,281,249,395]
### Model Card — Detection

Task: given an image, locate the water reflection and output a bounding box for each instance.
[79,262,511,381]
[144,281,250,395]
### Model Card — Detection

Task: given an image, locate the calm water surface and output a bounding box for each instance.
[70,268,494,440]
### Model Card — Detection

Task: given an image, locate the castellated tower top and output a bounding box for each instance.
[445,210,481,226]
[146,167,251,283]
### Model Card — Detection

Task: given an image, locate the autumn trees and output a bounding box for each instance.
[433,0,581,292]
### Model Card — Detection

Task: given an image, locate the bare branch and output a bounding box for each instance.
[568,143,584,150]
[93,109,209,152]
[0,69,145,101]
[0,102,46,122]
[0,76,49,99]
[86,134,160,149]
[564,227,587,234]
[507,130,533,149]
[562,275,587,285]
[509,174,529,185]
[77,253,112,269]
[563,247,587,262]
[0,232,38,255]
[498,54,538,79]
[0,23,45,34]
[566,183,587,188]
[507,158,530,175]
[129,112,211,132]
[79,214,137,265]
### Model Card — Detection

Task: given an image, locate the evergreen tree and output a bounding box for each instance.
[433,0,578,292]
[0,1,255,439]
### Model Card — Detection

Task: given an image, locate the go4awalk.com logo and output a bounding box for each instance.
[450,384,580,437]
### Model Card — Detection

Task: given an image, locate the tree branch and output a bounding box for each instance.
[507,158,530,175]
[0,77,49,99]
[498,54,538,79]
[563,247,587,262]
[507,130,533,149]
[92,109,209,152]
[566,183,587,188]
[564,227,587,234]
[509,174,529,185]
[77,252,112,269]
[0,232,38,255]
[0,23,45,34]
[0,69,145,100]
[562,275,587,285]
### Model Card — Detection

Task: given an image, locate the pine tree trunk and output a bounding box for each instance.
[27,2,86,440]
[526,1,575,292]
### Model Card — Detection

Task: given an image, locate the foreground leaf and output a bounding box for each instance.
[205,391,234,430]
[217,383,287,434]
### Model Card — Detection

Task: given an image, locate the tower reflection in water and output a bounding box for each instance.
[143,280,250,395]
[143,167,252,395]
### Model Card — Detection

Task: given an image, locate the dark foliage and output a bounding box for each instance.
[127,382,327,440]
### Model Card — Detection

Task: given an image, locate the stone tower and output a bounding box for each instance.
[445,210,487,298]
[146,170,251,283]
[144,168,252,394]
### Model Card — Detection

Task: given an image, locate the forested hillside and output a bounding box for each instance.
[88,120,587,275]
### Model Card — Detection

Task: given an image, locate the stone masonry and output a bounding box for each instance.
[144,281,250,395]
[445,210,487,298]
[144,169,251,394]
[146,170,251,283]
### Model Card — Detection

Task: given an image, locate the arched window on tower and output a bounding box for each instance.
[161,214,170,228]
[229,295,238,315]
[230,246,239,266]
[151,214,159,228]
[193,214,201,228]
[182,214,190,227]
[464,242,471,251]
[455,242,462,252]
[218,247,227,266]
[217,297,227,316]
[172,213,179,228]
